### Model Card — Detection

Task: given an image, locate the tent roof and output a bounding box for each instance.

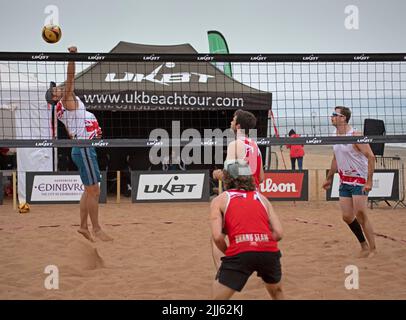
[110,41,198,54]
[73,41,271,111]
[75,41,267,94]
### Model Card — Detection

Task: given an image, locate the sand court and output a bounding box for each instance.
[1,145,406,299]
[1,196,405,300]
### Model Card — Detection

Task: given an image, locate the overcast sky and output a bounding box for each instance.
[0,0,405,53]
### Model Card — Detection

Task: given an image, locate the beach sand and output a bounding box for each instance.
[1,145,406,300]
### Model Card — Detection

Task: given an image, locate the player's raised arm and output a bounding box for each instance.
[61,46,78,110]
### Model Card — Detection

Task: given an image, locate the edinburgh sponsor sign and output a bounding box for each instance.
[132,170,210,202]
[326,170,399,201]
[26,172,107,204]
[259,170,309,201]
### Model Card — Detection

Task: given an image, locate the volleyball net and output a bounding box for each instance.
[1,52,406,149]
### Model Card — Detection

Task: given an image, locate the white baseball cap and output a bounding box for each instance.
[223,159,252,178]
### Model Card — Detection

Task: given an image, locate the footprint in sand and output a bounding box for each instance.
[323,240,340,248]
[62,239,105,271]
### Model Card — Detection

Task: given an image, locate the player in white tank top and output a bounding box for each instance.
[323,106,376,257]
[56,96,101,140]
[333,127,368,186]
[45,46,112,243]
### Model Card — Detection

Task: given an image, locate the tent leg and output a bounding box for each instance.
[12,171,17,211]
[116,171,121,204]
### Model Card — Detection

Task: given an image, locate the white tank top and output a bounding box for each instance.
[333,128,368,185]
[56,96,101,140]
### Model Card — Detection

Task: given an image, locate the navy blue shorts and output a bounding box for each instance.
[71,147,101,186]
[339,183,368,197]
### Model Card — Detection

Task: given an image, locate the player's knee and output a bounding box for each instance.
[355,210,366,224]
[342,214,353,224]
[267,283,283,297]
[85,185,100,197]
[92,189,101,198]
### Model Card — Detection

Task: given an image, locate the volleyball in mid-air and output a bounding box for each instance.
[42,24,62,44]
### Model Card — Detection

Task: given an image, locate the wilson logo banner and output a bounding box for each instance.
[259,170,309,201]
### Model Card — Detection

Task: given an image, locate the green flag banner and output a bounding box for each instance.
[207,30,233,77]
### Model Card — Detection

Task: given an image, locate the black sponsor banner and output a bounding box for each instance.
[26,171,107,204]
[3,135,406,148]
[1,52,406,62]
[0,137,399,149]
[326,169,399,201]
[77,90,271,111]
[131,170,210,203]
[0,172,3,205]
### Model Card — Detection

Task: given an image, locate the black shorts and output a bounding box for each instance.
[216,251,282,292]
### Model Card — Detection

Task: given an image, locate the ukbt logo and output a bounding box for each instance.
[104,62,214,86]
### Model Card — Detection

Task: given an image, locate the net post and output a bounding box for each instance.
[315,169,320,202]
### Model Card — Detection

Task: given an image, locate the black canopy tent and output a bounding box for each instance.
[57,41,272,184]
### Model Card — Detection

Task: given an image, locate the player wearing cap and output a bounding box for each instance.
[211,109,265,270]
[210,159,284,299]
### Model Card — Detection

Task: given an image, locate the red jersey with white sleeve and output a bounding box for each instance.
[238,136,262,188]
[223,189,279,257]
[56,96,102,140]
[333,128,368,186]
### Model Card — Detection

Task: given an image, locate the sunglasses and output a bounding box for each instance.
[331,112,345,117]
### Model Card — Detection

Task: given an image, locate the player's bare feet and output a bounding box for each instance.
[93,229,113,241]
[368,249,377,258]
[78,228,95,242]
[358,242,370,258]
[358,249,370,258]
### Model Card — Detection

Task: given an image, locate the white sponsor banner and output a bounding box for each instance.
[330,172,395,198]
[31,175,85,201]
[136,173,205,200]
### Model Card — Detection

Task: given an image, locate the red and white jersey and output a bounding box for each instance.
[238,136,262,188]
[56,96,101,140]
[223,189,279,257]
[333,128,368,186]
